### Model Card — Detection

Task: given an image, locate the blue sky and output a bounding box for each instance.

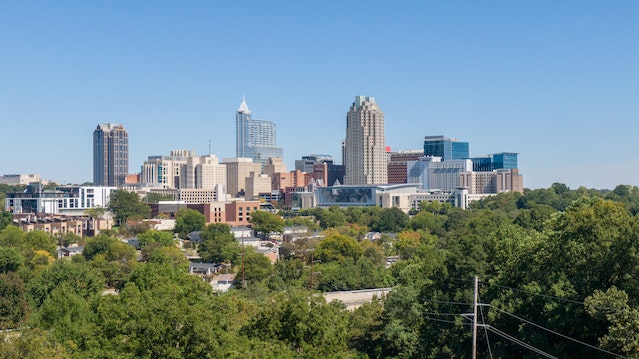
[1,1,638,190]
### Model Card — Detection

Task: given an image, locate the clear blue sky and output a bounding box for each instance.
[1,1,638,190]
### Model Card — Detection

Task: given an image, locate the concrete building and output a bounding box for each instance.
[223,158,263,198]
[0,174,42,186]
[295,154,344,186]
[141,150,192,189]
[225,200,261,226]
[263,158,287,177]
[245,173,272,200]
[5,184,116,215]
[344,96,387,185]
[185,154,227,190]
[388,150,424,184]
[459,168,524,194]
[235,96,283,166]
[407,157,473,192]
[141,150,226,191]
[93,123,128,186]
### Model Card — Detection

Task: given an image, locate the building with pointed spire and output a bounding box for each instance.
[235,96,283,167]
[344,96,387,185]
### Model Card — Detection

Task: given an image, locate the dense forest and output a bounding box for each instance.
[2,183,639,358]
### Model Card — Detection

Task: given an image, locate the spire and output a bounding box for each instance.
[237,95,251,114]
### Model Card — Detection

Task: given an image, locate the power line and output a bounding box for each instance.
[480,280,584,305]
[478,293,494,359]
[488,304,626,358]
[422,298,473,307]
[486,326,559,359]
[423,316,471,326]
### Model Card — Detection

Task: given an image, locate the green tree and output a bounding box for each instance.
[243,289,351,356]
[141,243,189,269]
[108,189,151,225]
[0,210,12,231]
[83,234,119,261]
[0,328,70,359]
[197,223,240,264]
[0,247,23,273]
[237,247,273,284]
[22,231,57,261]
[315,230,362,264]
[28,259,105,307]
[585,286,639,357]
[319,206,346,229]
[0,272,31,330]
[137,229,175,247]
[0,225,25,248]
[372,207,409,233]
[174,208,206,239]
[249,210,284,238]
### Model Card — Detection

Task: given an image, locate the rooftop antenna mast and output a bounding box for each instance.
[209,140,212,155]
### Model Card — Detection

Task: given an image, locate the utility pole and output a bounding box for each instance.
[241,237,245,285]
[472,276,478,359]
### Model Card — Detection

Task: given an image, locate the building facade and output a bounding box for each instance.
[235,97,283,166]
[223,158,263,198]
[141,150,226,191]
[93,123,128,186]
[344,96,387,185]
[388,150,424,184]
[423,135,469,160]
[6,184,116,215]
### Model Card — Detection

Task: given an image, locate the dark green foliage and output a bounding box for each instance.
[137,229,175,247]
[249,210,285,238]
[315,231,362,263]
[173,208,206,239]
[235,247,273,285]
[7,182,639,358]
[0,272,30,330]
[28,259,105,307]
[197,223,240,264]
[0,247,23,273]
[242,289,352,356]
[371,207,409,233]
[0,210,12,231]
[108,189,151,224]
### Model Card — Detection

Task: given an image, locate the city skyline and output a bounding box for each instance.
[2,2,638,190]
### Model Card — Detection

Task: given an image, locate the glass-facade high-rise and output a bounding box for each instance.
[423,135,469,160]
[93,123,128,186]
[472,152,518,171]
[344,96,387,185]
[235,96,283,166]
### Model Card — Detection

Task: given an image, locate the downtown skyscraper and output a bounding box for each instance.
[93,123,128,186]
[235,96,283,167]
[344,96,387,185]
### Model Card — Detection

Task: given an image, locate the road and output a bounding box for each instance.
[323,288,392,310]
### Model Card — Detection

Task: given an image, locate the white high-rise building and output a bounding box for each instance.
[344,96,387,185]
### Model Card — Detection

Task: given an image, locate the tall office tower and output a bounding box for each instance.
[93,123,128,186]
[235,96,283,166]
[423,135,469,160]
[344,96,387,185]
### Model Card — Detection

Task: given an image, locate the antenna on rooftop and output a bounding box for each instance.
[209,140,212,155]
